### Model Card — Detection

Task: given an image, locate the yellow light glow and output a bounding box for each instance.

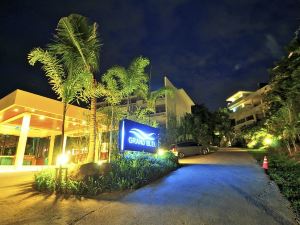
[263,137,272,146]
[39,115,45,120]
[82,120,87,125]
[247,140,256,148]
[13,108,19,112]
[56,154,69,166]
[157,148,165,156]
[97,160,106,165]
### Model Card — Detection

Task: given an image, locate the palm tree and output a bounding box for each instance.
[145,88,172,112]
[48,14,101,163]
[28,48,91,155]
[101,68,127,162]
[103,57,150,114]
[135,87,173,126]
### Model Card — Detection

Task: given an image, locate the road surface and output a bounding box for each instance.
[0,149,297,225]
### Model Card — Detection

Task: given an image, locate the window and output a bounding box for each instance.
[155,105,166,113]
[246,115,254,121]
[236,119,246,125]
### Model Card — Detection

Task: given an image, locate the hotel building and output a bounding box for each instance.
[226,84,270,131]
[97,76,195,128]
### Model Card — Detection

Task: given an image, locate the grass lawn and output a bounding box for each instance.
[248,149,300,220]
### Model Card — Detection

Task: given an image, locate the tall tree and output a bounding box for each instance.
[264,28,300,153]
[28,48,91,155]
[48,14,101,163]
[213,108,233,146]
[101,68,127,161]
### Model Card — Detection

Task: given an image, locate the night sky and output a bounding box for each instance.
[0,0,299,110]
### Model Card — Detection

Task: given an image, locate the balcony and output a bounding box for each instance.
[227,97,245,108]
[234,119,256,130]
[230,104,264,117]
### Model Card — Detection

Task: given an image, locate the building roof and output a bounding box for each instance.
[226,91,253,102]
[178,89,195,106]
[0,89,97,137]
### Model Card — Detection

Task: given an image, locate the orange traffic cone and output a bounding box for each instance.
[262,156,268,171]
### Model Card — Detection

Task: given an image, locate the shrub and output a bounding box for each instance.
[34,169,56,192]
[34,151,178,196]
[249,149,300,219]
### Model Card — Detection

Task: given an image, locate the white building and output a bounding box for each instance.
[226,84,270,131]
[97,76,195,128]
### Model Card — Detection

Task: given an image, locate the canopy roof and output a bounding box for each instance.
[0,89,95,137]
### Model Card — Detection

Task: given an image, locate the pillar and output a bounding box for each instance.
[15,113,31,167]
[62,135,67,154]
[95,132,102,162]
[48,135,55,165]
[95,139,99,162]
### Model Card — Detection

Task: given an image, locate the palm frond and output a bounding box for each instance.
[28,48,64,98]
[50,14,101,73]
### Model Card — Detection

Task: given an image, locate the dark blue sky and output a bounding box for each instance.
[0,0,299,110]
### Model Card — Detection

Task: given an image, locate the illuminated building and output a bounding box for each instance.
[97,76,195,128]
[0,89,105,167]
[226,84,270,131]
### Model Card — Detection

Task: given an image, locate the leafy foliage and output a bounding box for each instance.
[34,152,178,196]
[28,48,92,104]
[174,105,233,147]
[102,56,149,108]
[249,150,300,218]
[48,14,103,162]
[242,27,300,155]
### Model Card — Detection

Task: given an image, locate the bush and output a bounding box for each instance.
[268,153,300,217]
[249,150,300,219]
[34,151,178,196]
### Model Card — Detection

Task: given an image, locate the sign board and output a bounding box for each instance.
[119,119,159,153]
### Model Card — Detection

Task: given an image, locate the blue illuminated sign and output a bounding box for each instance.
[119,119,159,153]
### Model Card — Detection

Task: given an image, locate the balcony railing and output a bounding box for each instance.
[227,97,245,108]
[231,104,264,116]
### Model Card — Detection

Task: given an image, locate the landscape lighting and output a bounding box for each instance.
[157,148,165,156]
[263,137,272,146]
[97,160,106,165]
[56,154,69,166]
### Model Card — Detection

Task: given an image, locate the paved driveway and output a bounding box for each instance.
[0,149,297,225]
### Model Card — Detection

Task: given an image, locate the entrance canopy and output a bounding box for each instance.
[0,89,90,137]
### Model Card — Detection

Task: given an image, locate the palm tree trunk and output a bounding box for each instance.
[87,96,97,162]
[86,77,98,163]
[285,141,292,156]
[127,96,130,115]
[108,106,114,163]
[61,102,67,154]
[291,139,297,152]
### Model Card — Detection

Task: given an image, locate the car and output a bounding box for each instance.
[170,141,209,158]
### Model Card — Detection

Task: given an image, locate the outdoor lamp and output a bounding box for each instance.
[56,153,69,166]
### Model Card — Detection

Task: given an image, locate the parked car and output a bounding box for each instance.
[170,141,209,158]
